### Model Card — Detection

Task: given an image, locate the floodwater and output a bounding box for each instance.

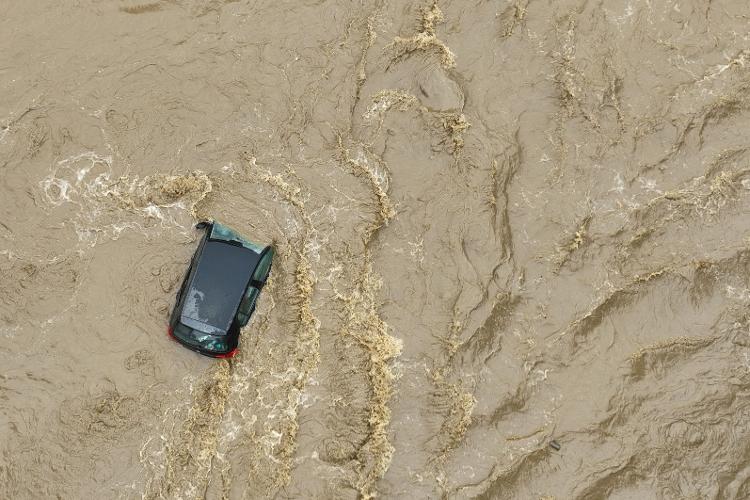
[2,0,750,498]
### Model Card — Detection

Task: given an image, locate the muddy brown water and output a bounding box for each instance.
[3,1,750,498]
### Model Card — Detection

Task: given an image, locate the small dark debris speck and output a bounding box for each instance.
[549,440,561,451]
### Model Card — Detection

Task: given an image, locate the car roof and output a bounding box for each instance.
[180,240,260,334]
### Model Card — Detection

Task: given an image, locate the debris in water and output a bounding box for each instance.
[550,440,561,451]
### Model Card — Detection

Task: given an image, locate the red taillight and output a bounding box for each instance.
[168,326,176,339]
[215,348,238,359]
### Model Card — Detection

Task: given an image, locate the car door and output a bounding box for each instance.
[236,286,260,327]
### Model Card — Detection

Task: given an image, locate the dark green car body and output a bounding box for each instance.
[168,221,273,358]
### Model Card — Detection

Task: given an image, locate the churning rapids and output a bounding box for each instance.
[3,1,750,498]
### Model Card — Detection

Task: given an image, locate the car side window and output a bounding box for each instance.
[252,248,274,287]
[239,287,259,316]
[237,286,259,327]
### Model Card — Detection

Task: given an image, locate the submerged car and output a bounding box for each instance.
[168,221,273,358]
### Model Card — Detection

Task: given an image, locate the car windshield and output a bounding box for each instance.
[173,323,229,352]
[181,241,259,334]
[210,222,266,253]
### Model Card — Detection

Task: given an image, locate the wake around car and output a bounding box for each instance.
[168,221,274,358]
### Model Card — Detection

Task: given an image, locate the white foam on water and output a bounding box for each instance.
[0,325,20,338]
[364,98,390,119]
[725,285,750,303]
[41,151,114,206]
[75,226,99,246]
[611,172,625,193]
[143,204,165,220]
[110,221,140,240]
[638,176,661,193]
[39,151,206,246]
[40,177,74,205]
